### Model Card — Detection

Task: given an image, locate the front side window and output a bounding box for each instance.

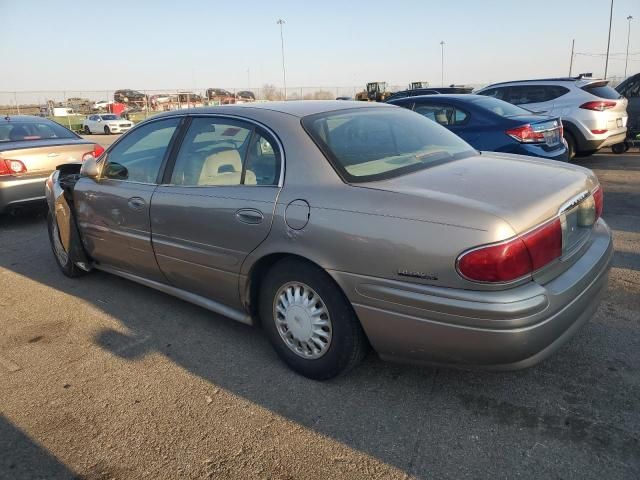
[101,117,180,183]
[303,107,475,183]
[169,117,280,187]
[414,104,468,125]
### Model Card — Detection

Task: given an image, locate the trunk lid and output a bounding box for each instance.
[0,139,94,176]
[366,152,598,235]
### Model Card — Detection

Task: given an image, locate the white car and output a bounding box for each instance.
[82,114,133,135]
[476,76,628,159]
[93,100,113,110]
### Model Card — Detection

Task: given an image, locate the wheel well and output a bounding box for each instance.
[246,253,332,325]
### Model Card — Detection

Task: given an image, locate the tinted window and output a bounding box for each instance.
[100,115,119,120]
[101,118,180,183]
[506,85,559,104]
[478,87,508,100]
[0,120,77,143]
[303,108,475,183]
[582,82,622,100]
[414,104,468,125]
[170,117,279,186]
[619,78,640,98]
[469,96,533,117]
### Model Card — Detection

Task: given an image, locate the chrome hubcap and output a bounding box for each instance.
[51,220,69,266]
[273,282,332,359]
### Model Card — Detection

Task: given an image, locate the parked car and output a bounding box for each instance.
[82,114,134,135]
[45,101,612,379]
[614,72,640,152]
[386,86,474,102]
[114,89,148,107]
[93,100,113,111]
[0,115,103,213]
[475,76,628,159]
[388,94,568,161]
[206,88,236,104]
[236,91,256,103]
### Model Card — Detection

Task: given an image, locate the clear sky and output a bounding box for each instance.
[1,0,639,93]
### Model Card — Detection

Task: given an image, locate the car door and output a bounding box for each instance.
[150,116,282,310]
[73,117,183,281]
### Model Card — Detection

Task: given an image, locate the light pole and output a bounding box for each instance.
[625,15,633,78]
[604,0,614,79]
[440,41,445,87]
[277,18,287,100]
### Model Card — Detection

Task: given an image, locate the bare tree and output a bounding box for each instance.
[262,84,283,101]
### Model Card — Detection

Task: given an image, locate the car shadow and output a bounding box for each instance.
[1,214,639,477]
[0,415,78,480]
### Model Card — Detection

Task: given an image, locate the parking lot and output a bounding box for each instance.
[0,147,637,479]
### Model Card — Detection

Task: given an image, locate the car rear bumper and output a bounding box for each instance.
[504,143,569,161]
[0,175,48,212]
[329,219,613,369]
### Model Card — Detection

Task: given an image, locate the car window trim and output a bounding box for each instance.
[158,113,285,188]
[97,116,184,184]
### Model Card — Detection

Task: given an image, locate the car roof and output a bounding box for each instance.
[481,77,605,89]
[150,100,393,119]
[0,115,53,124]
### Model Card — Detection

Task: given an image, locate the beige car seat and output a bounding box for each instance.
[198,149,256,185]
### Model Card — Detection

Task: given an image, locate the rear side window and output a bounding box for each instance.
[582,82,622,100]
[505,85,569,105]
[0,120,77,143]
[478,87,508,100]
[414,104,468,125]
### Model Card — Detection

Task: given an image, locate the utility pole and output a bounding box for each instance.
[625,15,633,77]
[247,68,251,90]
[569,39,575,76]
[604,0,614,79]
[440,41,445,87]
[277,19,287,100]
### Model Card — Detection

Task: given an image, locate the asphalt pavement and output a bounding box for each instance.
[0,152,638,479]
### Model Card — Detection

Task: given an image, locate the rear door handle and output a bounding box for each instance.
[127,197,146,211]
[235,208,264,224]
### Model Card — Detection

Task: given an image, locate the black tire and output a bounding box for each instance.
[564,131,576,160]
[104,126,111,135]
[611,142,626,154]
[259,258,368,380]
[84,125,91,134]
[47,211,87,278]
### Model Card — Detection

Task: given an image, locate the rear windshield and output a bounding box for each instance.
[302,108,476,182]
[0,120,77,143]
[582,82,621,100]
[470,96,533,117]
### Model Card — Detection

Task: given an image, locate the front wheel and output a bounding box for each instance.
[104,126,111,135]
[47,211,87,278]
[259,258,368,380]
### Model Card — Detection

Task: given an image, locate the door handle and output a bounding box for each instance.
[235,208,264,224]
[127,197,146,211]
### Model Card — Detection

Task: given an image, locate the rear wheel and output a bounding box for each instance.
[564,131,576,160]
[104,126,111,135]
[47,211,87,278]
[83,125,91,134]
[259,258,368,380]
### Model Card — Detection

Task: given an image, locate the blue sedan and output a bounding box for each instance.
[388,94,568,161]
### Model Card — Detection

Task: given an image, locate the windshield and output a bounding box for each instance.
[582,82,621,100]
[302,107,476,182]
[101,115,119,120]
[470,96,533,117]
[0,120,77,143]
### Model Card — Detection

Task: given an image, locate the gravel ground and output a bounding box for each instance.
[0,152,638,480]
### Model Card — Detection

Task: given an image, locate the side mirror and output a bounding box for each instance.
[80,157,100,179]
[97,118,102,123]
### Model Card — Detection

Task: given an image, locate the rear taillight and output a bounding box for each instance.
[580,101,616,111]
[82,144,105,162]
[592,185,603,220]
[590,129,608,135]
[457,218,562,283]
[0,159,28,176]
[505,124,545,144]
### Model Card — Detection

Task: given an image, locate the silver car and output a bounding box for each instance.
[45,101,613,379]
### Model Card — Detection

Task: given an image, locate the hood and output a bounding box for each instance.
[366,152,598,235]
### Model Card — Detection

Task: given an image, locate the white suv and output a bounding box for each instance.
[476,77,628,158]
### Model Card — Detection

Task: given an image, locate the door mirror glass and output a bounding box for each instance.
[80,157,100,179]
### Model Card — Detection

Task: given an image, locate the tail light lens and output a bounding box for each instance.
[82,144,105,162]
[592,185,603,219]
[0,159,28,176]
[505,124,545,143]
[457,218,562,283]
[590,129,608,135]
[580,101,616,111]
